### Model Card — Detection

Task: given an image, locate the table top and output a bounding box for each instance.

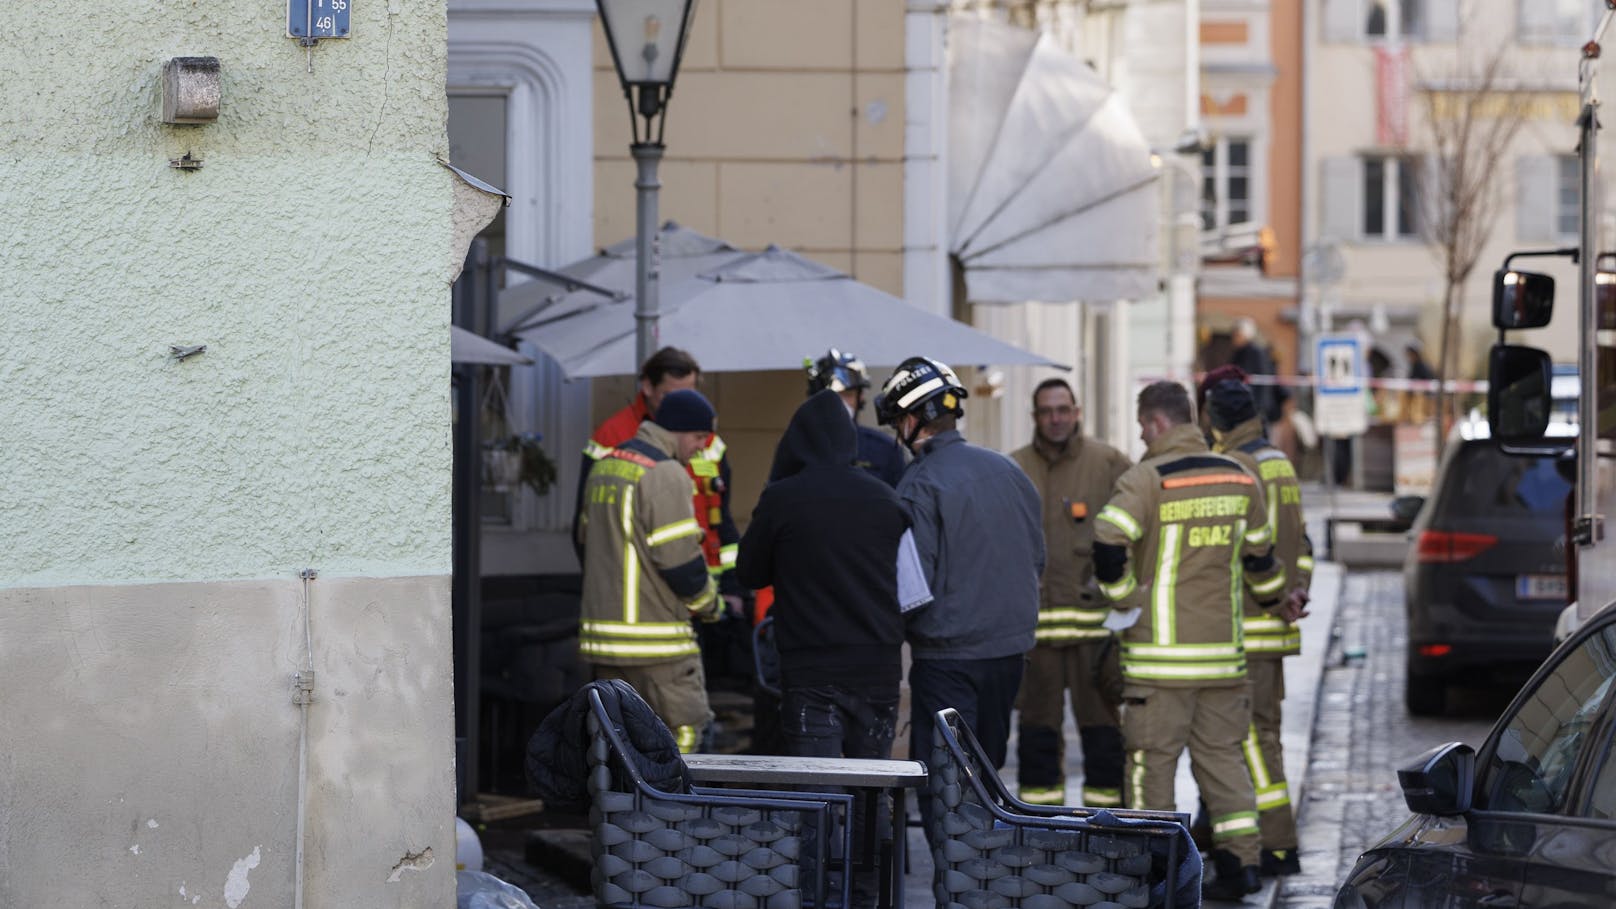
[683,753,928,789]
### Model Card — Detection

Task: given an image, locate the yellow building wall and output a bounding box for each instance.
[590,0,910,526]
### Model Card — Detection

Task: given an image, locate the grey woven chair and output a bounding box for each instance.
[926,708,1199,909]
[585,687,856,909]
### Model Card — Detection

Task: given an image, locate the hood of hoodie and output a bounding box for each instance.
[768,389,857,481]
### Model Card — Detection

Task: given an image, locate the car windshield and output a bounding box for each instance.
[1437,442,1571,520]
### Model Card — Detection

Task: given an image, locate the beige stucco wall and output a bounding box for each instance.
[2,2,458,904]
[1307,8,1584,374]
[589,0,910,525]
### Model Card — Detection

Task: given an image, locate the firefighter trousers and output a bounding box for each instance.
[1243,658,1296,850]
[1015,640,1123,806]
[1120,682,1260,866]
[592,656,712,752]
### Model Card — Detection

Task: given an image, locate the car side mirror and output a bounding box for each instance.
[1390,495,1424,524]
[1488,345,1553,445]
[1398,742,1475,815]
[1493,269,1555,330]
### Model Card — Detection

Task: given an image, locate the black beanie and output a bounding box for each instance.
[653,388,716,433]
[1207,379,1258,431]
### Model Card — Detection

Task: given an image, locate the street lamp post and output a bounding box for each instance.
[596,0,699,368]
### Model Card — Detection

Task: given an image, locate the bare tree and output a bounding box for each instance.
[1419,38,1534,457]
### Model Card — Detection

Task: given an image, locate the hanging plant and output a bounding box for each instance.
[484,432,558,496]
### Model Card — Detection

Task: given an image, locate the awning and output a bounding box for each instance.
[948,16,1159,304]
[507,243,1063,378]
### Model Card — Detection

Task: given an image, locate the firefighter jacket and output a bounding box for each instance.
[577,421,720,666]
[1214,417,1313,660]
[1092,423,1286,688]
[1011,435,1132,645]
[575,395,741,591]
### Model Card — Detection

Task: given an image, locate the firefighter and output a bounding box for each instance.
[572,347,746,689]
[805,348,907,487]
[574,347,741,605]
[577,389,724,751]
[1204,377,1314,877]
[1009,377,1131,807]
[1093,380,1286,902]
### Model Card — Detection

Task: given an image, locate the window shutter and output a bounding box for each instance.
[1423,0,1459,42]
[1516,155,1558,242]
[1323,0,1362,43]
[1322,156,1363,242]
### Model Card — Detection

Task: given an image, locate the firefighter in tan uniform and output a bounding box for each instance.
[1204,377,1314,877]
[1092,381,1286,902]
[578,389,723,751]
[1009,378,1132,807]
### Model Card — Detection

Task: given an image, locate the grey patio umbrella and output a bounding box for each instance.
[500,222,743,337]
[509,244,1064,378]
[451,325,532,366]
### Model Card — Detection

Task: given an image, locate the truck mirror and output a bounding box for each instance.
[1493,269,1555,330]
[1488,345,1553,443]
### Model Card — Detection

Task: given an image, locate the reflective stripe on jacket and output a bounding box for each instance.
[1215,419,1312,659]
[1011,436,1132,645]
[580,396,740,587]
[579,421,717,665]
[1094,423,1284,687]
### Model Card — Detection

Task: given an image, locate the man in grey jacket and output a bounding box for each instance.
[875,357,1045,783]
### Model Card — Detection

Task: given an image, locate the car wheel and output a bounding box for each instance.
[1405,675,1447,717]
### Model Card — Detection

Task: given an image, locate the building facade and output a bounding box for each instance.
[3,3,464,904]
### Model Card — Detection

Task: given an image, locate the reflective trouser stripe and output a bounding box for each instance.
[1212,811,1260,842]
[1083,787,1123,808]
[1127,749,1148,811]
[674,725,700,753]
[579,637,701,659]
[1243,724,1271,789]
[1019,786,1065,806]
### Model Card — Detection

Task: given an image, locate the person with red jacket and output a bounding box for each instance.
[573,346,743,610]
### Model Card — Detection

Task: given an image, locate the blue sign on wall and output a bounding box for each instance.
[288,0,351,40]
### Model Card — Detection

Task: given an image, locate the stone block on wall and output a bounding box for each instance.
[719,161,854,250]
[721,0,854,70]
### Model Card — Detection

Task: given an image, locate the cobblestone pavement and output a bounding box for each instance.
[1271,569,1508,908]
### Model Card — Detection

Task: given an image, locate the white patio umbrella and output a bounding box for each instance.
[509,245,1063,378]
[450,325,532,366]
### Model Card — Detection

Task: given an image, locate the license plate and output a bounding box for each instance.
[1517,574,1568,601]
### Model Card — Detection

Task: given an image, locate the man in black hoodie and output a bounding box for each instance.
[737,390,923,763]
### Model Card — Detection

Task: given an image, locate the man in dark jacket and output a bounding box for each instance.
[805,348,907,487]
[737,390,921,763]
[874,357,1045,782]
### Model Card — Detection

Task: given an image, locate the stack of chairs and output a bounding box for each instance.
[585,686,855,909]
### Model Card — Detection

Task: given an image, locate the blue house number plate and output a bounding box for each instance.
[288,0,351,39]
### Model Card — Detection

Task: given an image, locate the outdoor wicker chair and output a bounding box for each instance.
[926,708,1200,909]
[585,686,856,909]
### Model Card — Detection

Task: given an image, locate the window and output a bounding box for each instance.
[1365,0,1425,40]
[1520,0,1594,46]
[1482,625,1616,815]
[1362,155,1421,240]
[1201,137,1254,231]
[1557,155,1579,239]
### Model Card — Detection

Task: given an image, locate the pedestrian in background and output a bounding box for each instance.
[576,389,725,752]
[1229,318,1289,425]
[1009,378,1131,808]
[874,356,1044,783]
[1093,380,1286,902]
[1204,377,1314,878]
[806,348,907,486]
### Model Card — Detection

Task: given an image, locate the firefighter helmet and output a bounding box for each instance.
[805,349,871,396]
[874,356,968,429]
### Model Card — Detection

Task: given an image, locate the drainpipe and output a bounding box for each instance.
[1299,0,1316,372]
[293,568,317,909]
